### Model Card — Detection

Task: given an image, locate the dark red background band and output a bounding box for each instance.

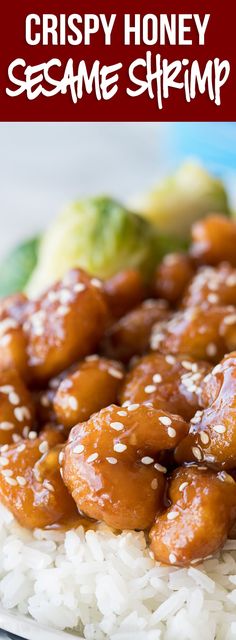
[0,0,235,121]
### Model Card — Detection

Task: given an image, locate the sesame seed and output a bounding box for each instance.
[85,354,99,362]
[213,424,226,434]
[58,289,72,304]
[159,416,172,426]
[40,394,50,408]
[192,446,202,461]
[0,445,9,452]
[205,454,215,463]
[165,355,176,365]
[169,553,177,564]
[191,413,203,425]
[127,404,139,411]
[168,427,177,438]
[57,305,70,317]
[5,477,17,486]
[110,421,124,431]
[73,444,84,454]
[17,444,26,453]
[0,385,14,394]
[117,411,127,417]
[0,318,18,335]
[12,434,21,443]
[68,396,78,411]
[0,334,11,347]
[39,441,49,454]
[150,332,164,350]
[167,511,179,520]
[144,384,156,394]
[151,478,158,490]
[58,451,64,465]
[14,407,31,422]
[224,314,236,325]
[74,283,86,293]
[22,426,30,438]
[200,431,210,445]
[154,463,167,473]
[9,392,20,406]
[206,343,217,357]
[47,290,58,303]
[113,443,127,453]
[1,469,13,477]
[182,361,194,371]
[60,468,64,479]
[33,467,41,481]
[108,368,123,379]
[226,275,236,287]
[87,453,99,463]
[44,481,54,492]
[106,457,117,465]
[141,456,154,465]
[0,457,9,466]
[207,293,219,304]
[122,401,131,407]
[91,278,102,288]
[28,431,37,440]
[179,482,188,492]
[0,422,14,431]
[17,476,26,486]
[152,373,162,384]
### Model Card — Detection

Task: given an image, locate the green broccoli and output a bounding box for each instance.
[132,162,230,240]
[0,236,40,297]
[26,197,159,297]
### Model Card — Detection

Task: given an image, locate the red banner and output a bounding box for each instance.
[0,0,235,121]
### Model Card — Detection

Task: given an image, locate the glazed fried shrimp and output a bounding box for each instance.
[150,465,236,567]
[153,253,195,306]
[182,264,236,310]
[104,269,145,318]
[63,404,188,530]
[151,306,236,363]
[0,369,35,444]
[24,269,109,382]
[54,357,124,429]
[190,215,236,267]
[120,353,210,421]
[175,352,236,469]
[0,429,76,528]
[101,299,169,363]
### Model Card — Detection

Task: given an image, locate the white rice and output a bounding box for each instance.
[0,504,236,640]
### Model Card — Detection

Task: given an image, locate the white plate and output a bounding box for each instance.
[0,608,83,640]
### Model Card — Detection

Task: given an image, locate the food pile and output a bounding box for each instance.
[1,206,236,569]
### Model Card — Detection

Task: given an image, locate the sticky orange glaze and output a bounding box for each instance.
[190,215,236,267]
[0,430,77,528]
[153,253,195,306]
[54,357,124,429]
[182,264,236,310]
[150,305,236,363]
[63,403,188,530]
[101,299,169,363]
[104,269,146,318]
[175,352,236,470]
[0,369,35,444]
[150,465,236,567]
[120,352,210,421]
